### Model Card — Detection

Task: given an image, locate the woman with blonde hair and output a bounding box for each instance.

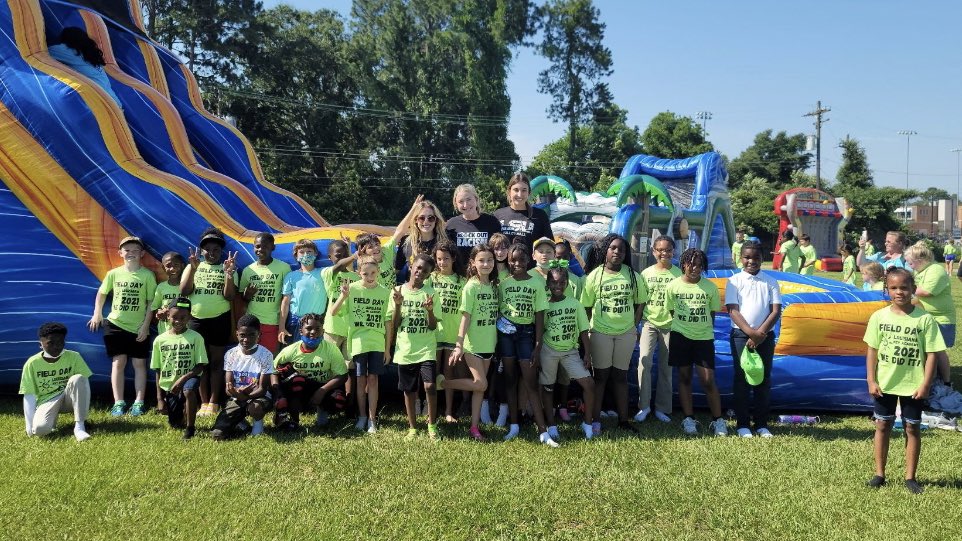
[394,198,448,283]
[445,184,502,264]
[904,242,954,386]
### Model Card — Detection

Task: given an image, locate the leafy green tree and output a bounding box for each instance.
[639,111,713,160]
[730,173,779,242]
[835,137,873,190]
[535,0,612,166]
[728,130,811,189]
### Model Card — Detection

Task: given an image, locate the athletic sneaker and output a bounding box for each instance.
[682,416,698,435]
[110,401,127,417]
[581,422,593,439]
[921,411,957,431]
[755,427,773,438]
[905,479,924,494]
[538,432,560,448]
[654,410,671,423]
[428,424,440,441]
[634,408,651,422]
[547,425,561,440]
[469,426,487,442]
[355,417,368,431]
[314,411,329,428]
[558,408,572,422]
[591,421,602,436]
[504,424,520,441]
[197,403,212,417]
[74,426,91,442]
[480,400,493,425]
[711,418,728,436]
[495,404,509,427]
[736,428,754,438]
[129,401,146,417]
[405,428,418,441]
[367,421,378,434]
[866,475,885,488]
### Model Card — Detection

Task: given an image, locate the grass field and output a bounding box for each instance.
[3,269,961,540]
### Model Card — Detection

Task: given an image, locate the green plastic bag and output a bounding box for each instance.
[740,346,764,386]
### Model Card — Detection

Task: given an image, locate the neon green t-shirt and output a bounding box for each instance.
[150,329,209,391]
[273,340,347,380]
[799,244,817,276]
[427,272,465,345]
[842,255,856,285]
[377,238,397,289]
[19,350,92,404]
[99,266,157,333]
[322,267,359,337]
[499,274,548,325]
[864,242,876,256]
[543,296,589,352]
[343,282,390,355]
[914,263,955,324]
[388,284,440,364]
[665,277,721,341]
[189,262,237,319]
[641,265,683,330]
[459,278,498,355]
[732,241,744,269]
[944,244,958,257]
[240,259,291,326]
[151,281,181,334]
[529,268,581,300]
[779,239,801,273]
[580,266,646,335]
[863,306,945,396]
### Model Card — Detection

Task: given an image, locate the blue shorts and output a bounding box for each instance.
[938,324,956,348]
[497,323,535,360]
[946,254,956,261]
[873,393,923,425]
[353,351,385,376]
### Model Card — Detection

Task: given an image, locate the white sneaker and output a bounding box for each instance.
[367,421,378,434]
[582,422,593,439]
[736,427,753,438]
[682,416,698,435]
[712,418,729,436]
[654,410,671,423]
[601,410,617,418]
[480,400,493,425]
[74,427,91,442]
[755,427,773,438]
[504,424,520,441]
[634,408,651,422]
[539,432,560,448]
[355,417,368,431]
[547,425,560,440]
[495,404,508,427]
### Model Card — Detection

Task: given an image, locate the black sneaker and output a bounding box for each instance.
[183,427,196,440]
[866,475,885,488]
[904,479,923,494]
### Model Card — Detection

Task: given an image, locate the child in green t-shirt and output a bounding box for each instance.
[179,228,238,418]
[863,268,943,494]
[356,232,398,289]
[665,248,725,436]
[798,234,817,276]
[332,258,390,433]
[431,241,470,424]
[387,254,441,439]
[21,322,92,441]
[839,244,856,286]
[150,297,208,440]
[240,233,291,354]
[151,251,185,414]
[87,236,157,417]
[539,269,595,440]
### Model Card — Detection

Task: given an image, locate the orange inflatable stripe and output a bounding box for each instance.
[775,300,887,356]
[80,11,293,232]
[127,0,145,33]
[139,39,170,100]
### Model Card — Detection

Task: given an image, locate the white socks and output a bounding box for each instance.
[504,423,520,441]
[480,400,493,424]
[582,422,593,439]
[495,403,508,427]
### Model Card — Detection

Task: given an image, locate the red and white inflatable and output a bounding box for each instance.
[772,188,851,272]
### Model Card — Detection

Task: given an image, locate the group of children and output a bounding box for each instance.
[18,223,948,492]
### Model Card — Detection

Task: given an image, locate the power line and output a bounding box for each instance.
[803,100,830,190]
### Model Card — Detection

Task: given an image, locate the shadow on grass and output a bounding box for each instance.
[924,477,962,489]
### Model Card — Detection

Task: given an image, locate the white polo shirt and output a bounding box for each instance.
[725,270,782,329]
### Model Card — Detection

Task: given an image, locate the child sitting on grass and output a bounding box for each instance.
[21,322,92,442]
[211,314,274,440]
[863,268,943,494]
[151,297,208,440]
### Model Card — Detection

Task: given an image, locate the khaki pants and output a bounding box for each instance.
[33,374,90,436]
[638,323,673,414]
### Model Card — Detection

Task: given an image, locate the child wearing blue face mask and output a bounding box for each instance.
[279,240,329,347]
[272,313,348,431]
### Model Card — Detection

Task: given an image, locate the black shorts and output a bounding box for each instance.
[353,351,385,376]
[103,320,150,359]
[189,310,232,347]
[873,393,923,425]
[398,361,436,393]
[668,331,715,369]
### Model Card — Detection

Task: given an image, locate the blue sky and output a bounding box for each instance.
[265,1,962,196]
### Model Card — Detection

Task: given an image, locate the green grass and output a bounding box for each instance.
[2,268,961,540]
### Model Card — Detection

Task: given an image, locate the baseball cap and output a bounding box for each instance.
[118,236,144,249]
[532,237,555,251]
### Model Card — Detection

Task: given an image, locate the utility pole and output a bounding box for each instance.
[804,101,830,190]
[898,130,917,223]
[695,111,712,138]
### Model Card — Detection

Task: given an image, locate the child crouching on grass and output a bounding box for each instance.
[211,314,274,440]
[151,297,208,440]
[21,322,92,442]
[387,254,441,440]
[863,268,943,494]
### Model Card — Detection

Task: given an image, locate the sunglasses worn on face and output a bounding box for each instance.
[416,215,437,222]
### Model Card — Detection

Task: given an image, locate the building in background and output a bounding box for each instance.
[895,196,959,239]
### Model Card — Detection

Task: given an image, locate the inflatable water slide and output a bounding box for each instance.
[0,0,385,388]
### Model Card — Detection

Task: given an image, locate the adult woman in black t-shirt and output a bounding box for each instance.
[394,198,448,283]
[492,173,553,248]
[445,184,502,264]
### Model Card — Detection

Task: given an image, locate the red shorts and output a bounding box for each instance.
[258,324,279,354]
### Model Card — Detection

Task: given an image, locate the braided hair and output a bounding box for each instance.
[506,242,532,275]
[679,248,707,273]
[585,233,636,301]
